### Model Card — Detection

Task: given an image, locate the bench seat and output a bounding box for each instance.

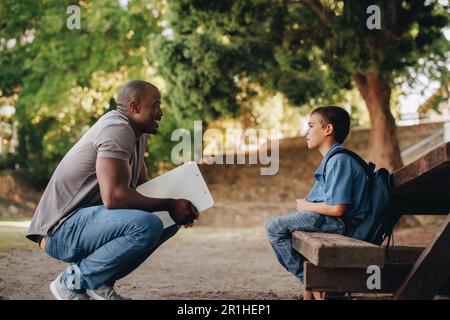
[292,231,385,268]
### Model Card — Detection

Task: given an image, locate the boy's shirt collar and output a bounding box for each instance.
[314,142,342,179]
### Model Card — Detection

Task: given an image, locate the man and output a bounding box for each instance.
[265,106,369,300]
[26,80,199,300]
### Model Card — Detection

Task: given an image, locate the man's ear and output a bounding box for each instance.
[129,100,140,113]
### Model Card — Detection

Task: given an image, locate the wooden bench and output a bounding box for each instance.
[293,232,433,295]
[292,231,385,268]
[292,141,450,300]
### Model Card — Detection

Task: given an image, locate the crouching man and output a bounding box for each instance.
[26,80,198,300]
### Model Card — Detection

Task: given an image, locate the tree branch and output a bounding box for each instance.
[303,0,333,25]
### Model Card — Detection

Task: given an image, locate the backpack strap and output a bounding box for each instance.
[323,147,373,180]
[322,147,373,227]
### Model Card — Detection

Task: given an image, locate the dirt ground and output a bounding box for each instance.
[0,227,304,300]
[0,224,443,300]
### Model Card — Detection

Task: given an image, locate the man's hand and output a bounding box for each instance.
[168,199,199,227]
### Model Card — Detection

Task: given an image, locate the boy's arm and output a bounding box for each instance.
[304,154,353,217]
[296,198,346,217]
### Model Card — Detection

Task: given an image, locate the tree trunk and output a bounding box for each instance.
[353,69,404,172]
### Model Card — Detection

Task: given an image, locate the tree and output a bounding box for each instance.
[155,0,449,171]
[0,0,242,183]
[0,0,163,185]
[1,0,448,186]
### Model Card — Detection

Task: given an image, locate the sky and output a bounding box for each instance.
[398,28,449,115]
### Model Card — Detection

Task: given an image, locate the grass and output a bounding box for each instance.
[0,216,33,222]
[0,225,35,257]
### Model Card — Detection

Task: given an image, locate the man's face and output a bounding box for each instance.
[305,113,329,149]
[132,87,163,135]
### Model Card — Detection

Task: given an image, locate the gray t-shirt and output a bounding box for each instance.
[26,110,147,243]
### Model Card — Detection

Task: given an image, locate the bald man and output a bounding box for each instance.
[26,80,199,300]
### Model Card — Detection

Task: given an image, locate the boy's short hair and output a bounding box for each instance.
[311,106,350,143]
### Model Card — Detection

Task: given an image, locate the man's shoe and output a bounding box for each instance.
[50,272,89,300]
[86,285,131,300]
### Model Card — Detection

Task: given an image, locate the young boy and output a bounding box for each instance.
[265,106,370,300]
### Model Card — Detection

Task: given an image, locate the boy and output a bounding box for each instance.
[265,106,369,300]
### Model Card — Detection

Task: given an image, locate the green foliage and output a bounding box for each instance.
[0,0,162,185]
[156,0,448,105]
[154,0,344,109]
[0,0,448,184]
[151,33,242,122]
[153,0,448,170]
[0,153,17,171]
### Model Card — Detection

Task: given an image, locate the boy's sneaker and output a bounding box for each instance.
[50,272,89,300]
[86,285,131,300]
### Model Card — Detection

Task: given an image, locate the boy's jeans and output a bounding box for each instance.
[43,205,179,291]
[265,211,345,283]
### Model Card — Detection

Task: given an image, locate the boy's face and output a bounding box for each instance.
[305,113,332,149]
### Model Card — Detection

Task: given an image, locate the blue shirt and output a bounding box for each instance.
[307,143,369,220]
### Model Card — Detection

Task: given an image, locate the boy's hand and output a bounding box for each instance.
[296,198,310,212]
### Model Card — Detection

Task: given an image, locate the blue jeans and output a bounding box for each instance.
[265,211,345,283]
[44,205,179,291]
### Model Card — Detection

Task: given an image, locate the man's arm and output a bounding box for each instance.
[296,198,346,217]
[96,157,198,225]
[137,161,148,186]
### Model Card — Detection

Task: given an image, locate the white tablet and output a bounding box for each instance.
[136,161,214,228]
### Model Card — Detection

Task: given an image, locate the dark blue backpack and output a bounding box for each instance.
[323,147,393,245]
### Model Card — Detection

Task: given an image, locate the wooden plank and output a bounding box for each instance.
[292,231,385,268]
[391,142,450,199]
[305,263,450,295]
[384,246,424,265]
[304,262,411,293]
[304,246,424,293]
[393,214,450,300]
[391,142,450,214]
[391,196,450,215]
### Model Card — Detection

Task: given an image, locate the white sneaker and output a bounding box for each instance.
[86,285,131,300]
[50,272,90,300]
